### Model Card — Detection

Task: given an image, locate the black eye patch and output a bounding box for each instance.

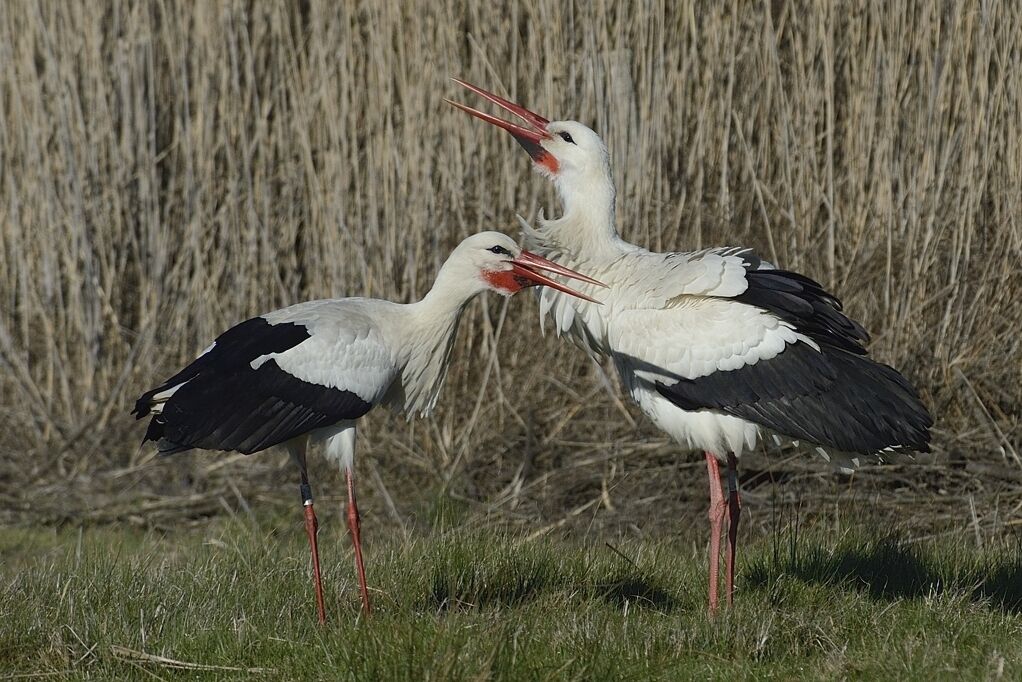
[558,131,575,144]
[488,245,512,256]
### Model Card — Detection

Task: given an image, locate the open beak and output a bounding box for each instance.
[446,78,557,170]
[510,250,606,303]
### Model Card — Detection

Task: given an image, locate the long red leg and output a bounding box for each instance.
[300,484,327,625]
[705,451,726,614]
[345,468,371,615]
[725,453,741,606]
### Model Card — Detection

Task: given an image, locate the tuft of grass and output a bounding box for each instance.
[2,518,1021,680]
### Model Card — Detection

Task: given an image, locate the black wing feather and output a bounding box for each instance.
[134,317,373,455]
[734,267,870,354]
[132,317,310,418]
[656,343,931,455]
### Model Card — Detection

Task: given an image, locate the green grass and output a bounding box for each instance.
[2,517,1021,680]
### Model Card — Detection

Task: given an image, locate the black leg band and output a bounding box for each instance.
[300,482,313,506]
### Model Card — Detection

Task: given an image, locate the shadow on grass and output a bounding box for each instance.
[596,575,678,611]
[429,566,552,610]
[423,536,678,613]
[746,535,1022,613]
[428,570,679,613]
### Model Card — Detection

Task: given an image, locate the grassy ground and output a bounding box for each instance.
[3,514,1020,680]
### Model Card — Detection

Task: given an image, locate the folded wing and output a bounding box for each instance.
[134,308,396,455]
[611,249,932,455]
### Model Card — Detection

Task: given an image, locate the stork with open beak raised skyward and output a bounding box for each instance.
[133,232,604,623]
[449,79,932,612]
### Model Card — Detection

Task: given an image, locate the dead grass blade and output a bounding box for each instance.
[108,645,274,674]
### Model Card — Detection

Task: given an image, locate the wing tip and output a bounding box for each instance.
[138,415,194,456]
[156,438,193,456]
[132,394,154,419]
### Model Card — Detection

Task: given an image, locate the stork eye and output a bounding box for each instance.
[558,131,575,144]
[488,245,512,256]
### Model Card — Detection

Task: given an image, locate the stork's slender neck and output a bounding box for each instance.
[404,253,485,345]
[412,261,482,320]
[559,170,615,227]
[544,161,626,261]
[395,259,480,418]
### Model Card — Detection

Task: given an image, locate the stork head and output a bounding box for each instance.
[447,79,613,208]
[449,232,604,301]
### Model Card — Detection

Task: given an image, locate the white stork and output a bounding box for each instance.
[449,80,932,612]
[133,232,604,622]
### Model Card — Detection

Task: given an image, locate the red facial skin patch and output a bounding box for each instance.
[483,269,533,295]
[535,152,559,174]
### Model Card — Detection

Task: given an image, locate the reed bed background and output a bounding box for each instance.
[1,0,1020,533]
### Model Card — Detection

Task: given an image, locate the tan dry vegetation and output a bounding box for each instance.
[1,1,1020,529]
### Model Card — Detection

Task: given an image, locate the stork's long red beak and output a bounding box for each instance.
[446,78,558,172]
[509,250,605,303]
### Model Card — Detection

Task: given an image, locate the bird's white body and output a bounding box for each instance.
[137,231,602,469]
[144,271,470,467]
[522,215,801,458]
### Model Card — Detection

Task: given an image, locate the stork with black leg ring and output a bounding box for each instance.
[133,232,604,622]
[449,80,933,613]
